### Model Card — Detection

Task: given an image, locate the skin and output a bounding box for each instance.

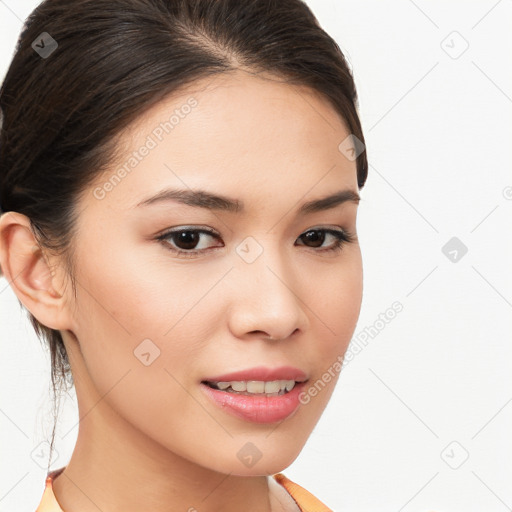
[0,69,363,512]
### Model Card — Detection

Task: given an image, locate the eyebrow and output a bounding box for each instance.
[135,187,360,215]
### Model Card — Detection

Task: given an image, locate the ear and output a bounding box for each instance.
[0,211,74,331]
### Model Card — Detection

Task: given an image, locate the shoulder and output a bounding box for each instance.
[35,466,332,512]
[272,472,333,512]
[35,467,66,512]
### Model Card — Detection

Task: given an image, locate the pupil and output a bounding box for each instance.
[177,231,199,250]
[304,230,324,247]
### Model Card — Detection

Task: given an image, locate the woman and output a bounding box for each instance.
[0,0,368,510]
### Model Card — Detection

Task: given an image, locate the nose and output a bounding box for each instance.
[226,240,309,341]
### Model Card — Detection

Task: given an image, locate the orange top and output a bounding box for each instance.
[35,466,332,512]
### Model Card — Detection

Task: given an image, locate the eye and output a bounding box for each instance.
[156,226,356,258]
[296,228,357,254]
[156,226,221,258]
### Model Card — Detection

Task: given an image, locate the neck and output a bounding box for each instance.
[52,408,277,512]
[50,341,279,512]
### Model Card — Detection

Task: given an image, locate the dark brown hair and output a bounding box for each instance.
[0,0,368,471]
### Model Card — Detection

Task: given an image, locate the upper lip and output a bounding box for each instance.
[202,365,308,383]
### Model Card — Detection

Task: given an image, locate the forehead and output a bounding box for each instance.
[85,69,357,214]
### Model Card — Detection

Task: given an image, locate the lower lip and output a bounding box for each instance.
[200,381,307,424]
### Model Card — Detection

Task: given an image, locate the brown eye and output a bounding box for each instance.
[157,227,221,257]
[300,229,326,247]
[296,228,355,253]
[172,230,203,250]
[156,226,356,259]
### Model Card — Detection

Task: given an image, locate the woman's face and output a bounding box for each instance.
[61,70,363,475]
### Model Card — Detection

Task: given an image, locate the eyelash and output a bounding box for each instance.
[156,226,357,259]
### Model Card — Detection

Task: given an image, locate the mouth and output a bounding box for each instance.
[201,379,306,397]
[200,379,310,423]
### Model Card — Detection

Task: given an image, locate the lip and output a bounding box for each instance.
[202,365,308,383]
[200,380,308,423]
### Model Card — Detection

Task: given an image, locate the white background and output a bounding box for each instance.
[1,1,511,511]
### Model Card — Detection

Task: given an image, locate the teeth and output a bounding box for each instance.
[210,380,297,394]
[231,381,246,392]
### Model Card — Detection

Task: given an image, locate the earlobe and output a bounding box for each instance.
[0,211,71,331]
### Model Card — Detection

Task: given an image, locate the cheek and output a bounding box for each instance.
[296,272,361,417]
[301,251,362,408]
[74,235,211,337]
[336,248,363,322]
[69,257,212,437]
[71,242,224,391]
[313,251,363,340]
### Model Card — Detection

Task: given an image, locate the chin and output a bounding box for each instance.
[204,437,306,477]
